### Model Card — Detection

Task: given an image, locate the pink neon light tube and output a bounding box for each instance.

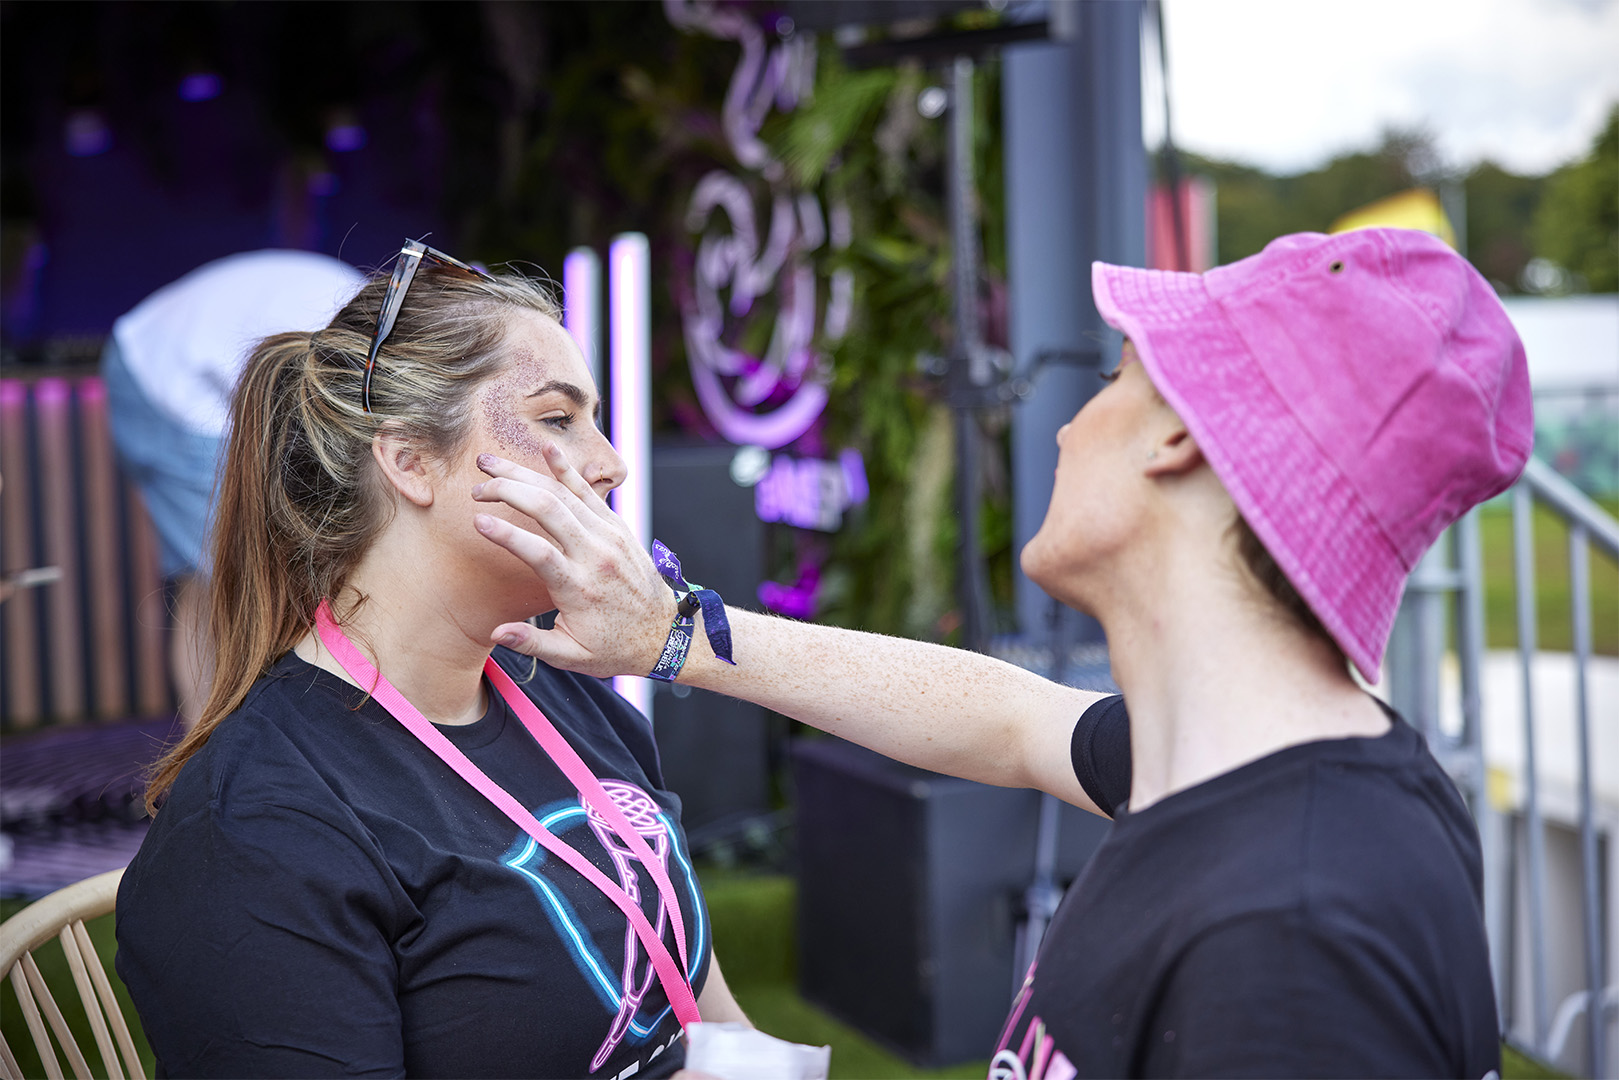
[563,247,602,389]
[609,233,653,720]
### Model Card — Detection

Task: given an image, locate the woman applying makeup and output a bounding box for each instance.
[115,242,745,1078]
[478,229,1526,1078]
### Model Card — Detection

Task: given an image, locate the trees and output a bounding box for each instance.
[1181,111,1618,296]
[1179,129,1438,266]
[1464,162,1542,293]
[1533,105,1619,293]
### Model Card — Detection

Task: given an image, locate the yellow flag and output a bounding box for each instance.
[1330,188,1457,248]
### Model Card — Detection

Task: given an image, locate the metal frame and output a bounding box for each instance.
[1395,456,1615,1076]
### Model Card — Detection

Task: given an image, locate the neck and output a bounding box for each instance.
[1093,536,1388,812]
[296,538,495,727]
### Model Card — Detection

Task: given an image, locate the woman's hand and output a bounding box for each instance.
[472,445,675,678]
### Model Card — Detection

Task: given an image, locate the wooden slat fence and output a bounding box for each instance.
[0,372,172,731]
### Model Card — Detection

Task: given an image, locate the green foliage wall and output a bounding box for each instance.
[466,9,1010,639]
[767,53,1011,637]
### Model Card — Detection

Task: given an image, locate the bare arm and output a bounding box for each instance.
[470,447,1109,815]
[677,607,1103,808]
[696,951,750,1025]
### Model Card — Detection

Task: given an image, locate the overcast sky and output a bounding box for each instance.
[1143,0,1619,176]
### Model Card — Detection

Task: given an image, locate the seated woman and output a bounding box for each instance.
[116,241,745,1079]
[474,228,1525,1078]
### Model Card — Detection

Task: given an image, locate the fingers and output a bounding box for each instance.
[474,450,639,565]
[477,448,615,526]
[472,477,594,552]
[489,620,596,672]
[474,512,567,579]
[474,451,551,487]
[538,443,619,523]
[472,447,677,681]
[474,452,583,522]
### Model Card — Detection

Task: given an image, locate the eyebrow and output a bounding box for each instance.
[525,380,595,409]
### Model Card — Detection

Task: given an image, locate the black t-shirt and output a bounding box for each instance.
[116,649,710,1079]
[993,696,1499,1079]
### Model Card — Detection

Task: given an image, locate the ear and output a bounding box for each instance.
[1143,420,1205,478]
[372,426,436,508]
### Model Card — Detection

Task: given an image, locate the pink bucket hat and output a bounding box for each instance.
[1092,228,1532,682]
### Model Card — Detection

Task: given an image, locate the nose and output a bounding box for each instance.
[586,426,628,496]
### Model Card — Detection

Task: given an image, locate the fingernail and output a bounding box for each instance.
[497,632,521,648]
[474,513,496,533]
[477,453,496,470]
[471,482,484,497]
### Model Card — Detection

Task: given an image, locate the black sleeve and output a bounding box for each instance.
[117,799,407,1078]
[1140,913,1488,1079]
[1070,695,1131,817]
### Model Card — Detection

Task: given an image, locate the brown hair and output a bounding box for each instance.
[1231,515,1346,665]
[145,263,561,811]
[1126,341,1346,667]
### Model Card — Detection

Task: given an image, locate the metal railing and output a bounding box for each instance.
[1391,456,1616,1077]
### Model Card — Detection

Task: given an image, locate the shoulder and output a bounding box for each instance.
[1111,717,1487,928]
[1296,714,1485,904]
[123,664,408,933]
[1141,723,1497,1074]
[171,657,367,797]
[147,657,397,860]
[1145,907,1498,1077]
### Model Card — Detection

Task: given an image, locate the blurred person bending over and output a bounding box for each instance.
[103,250,364,726]
[476,229,1525,1078]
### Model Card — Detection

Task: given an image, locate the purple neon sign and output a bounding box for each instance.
[665,0,853,451]
[752,449,868,533]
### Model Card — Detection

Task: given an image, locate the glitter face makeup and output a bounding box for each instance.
[481,348,551,459]
[468,313,619,503]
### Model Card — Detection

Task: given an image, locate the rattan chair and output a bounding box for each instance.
[0,868,144,1080]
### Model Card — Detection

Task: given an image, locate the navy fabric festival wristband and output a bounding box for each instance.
[651,540,736,673]
[648,616,695,682]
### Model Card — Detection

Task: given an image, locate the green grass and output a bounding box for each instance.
[721,983,990,1079]
[699,868,800,986]
[1502,1042,1569,1079]
[701,868,991,1079]
[1478,497,1619,657]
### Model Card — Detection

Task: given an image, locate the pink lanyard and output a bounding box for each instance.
[314,601,701,1029]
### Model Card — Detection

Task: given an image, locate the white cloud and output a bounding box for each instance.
[1146,0,1619,175]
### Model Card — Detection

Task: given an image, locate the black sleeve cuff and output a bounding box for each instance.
[1070,695,1131,817]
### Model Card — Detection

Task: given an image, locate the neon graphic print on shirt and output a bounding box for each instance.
[504,779,706,1076]
[990,962,1078,1080]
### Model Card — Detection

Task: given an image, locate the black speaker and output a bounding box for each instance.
[650,443,769,835]
[792,737,1110,1066]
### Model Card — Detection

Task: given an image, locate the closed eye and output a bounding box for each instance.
[1098,367,1121,383]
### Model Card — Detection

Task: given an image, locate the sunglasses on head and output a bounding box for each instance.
[361,239,486,414]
